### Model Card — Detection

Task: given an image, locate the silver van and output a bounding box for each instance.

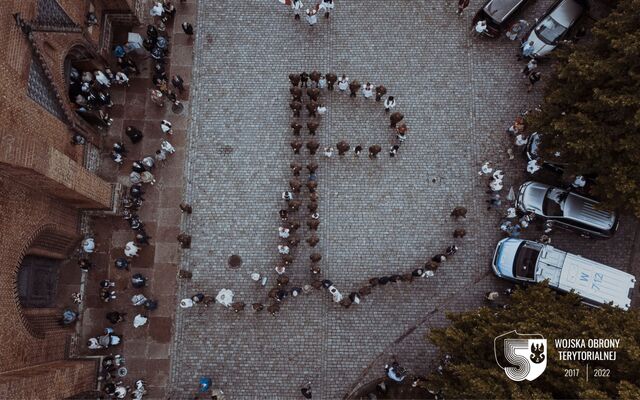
[492,238,635,310]
[516,181,618,238]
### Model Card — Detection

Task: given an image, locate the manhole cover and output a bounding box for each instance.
[228,255,242,269]
[172,102,184,114]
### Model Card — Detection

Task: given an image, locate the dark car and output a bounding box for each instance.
[472,0,532,37]
[525,132,568,174]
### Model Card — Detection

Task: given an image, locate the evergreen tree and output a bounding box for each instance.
[424,284,640,399]
[527,0,640,215]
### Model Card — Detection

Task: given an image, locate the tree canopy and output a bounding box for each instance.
[424,284,640,399]
[527,0,640,215]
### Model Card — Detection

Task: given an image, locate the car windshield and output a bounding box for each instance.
[542,188,567,217]
[513,243,540,280]
[535,16,568,44]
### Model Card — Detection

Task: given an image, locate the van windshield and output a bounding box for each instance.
[513,243,540,280]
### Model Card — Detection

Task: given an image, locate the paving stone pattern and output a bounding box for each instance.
[170,1,639,398]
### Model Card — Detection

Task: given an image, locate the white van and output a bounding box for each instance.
[492,238,636,310]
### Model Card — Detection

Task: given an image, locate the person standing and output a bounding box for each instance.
[349,80,361,98]
[317,74,327,89]
[306,8,318,26]
[300,71,309,88]
[126,126,144,144]
[307,120,319,135]
[316,104,327,116]
[306,100,318,117]
[171,75,184,92]
[450,206,468,219]
[457,0,470,16]
[319,0,334,18]
[290,162,302,176]
[291,0,303,20]
[396,124,408,142]
[354,145,362,157]
[301,382,313,399]
[362,82,374,99]
[291,122,303,135]
[390,112,404,128]
[307,87,320,101]
[290,139,303,154]
[326,73,337,90]
[521,59,537,77]
[290,86,303,102]
[289,73,301,87]
[180,202,193,214]
[521,40,535,58]
[290,100,302,117]
[182,22,194,36]
[384,96,396,112]
[375,85,387,101]
[527,71,541,92]
[453,229,466,238]
[306,139,320,155]
[309,70,321,87]
[369,144,382,159]
[338,75,349,92]
[389,145,400,157]
[336,140,350,155]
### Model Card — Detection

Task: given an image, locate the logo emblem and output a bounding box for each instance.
[494,330,547,381]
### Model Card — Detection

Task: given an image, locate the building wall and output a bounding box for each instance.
[0,0,136,397]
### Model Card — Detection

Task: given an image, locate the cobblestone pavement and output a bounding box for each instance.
[170,1,639,398]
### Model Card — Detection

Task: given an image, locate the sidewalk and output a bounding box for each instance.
[73,2,196,398]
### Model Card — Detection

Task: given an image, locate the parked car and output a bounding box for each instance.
[523,0,587,57]
[525,132,568,173]
[516,181,618,238]
[472,0,532,38]
[492,238,635,310]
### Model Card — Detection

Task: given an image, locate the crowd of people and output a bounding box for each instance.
[287,0,334,26]
[64,0,198,398]
[288,71,408,159]
[68,66,122,138]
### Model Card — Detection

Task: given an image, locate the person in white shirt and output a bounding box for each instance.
[278,227,290,238]
[515,134,527,146]
[94,70,111,87]
[82,237,95,253]
[115,71,129,86]
[338,75,349,91]
[291,0,303,20]
[317,104,327,115]
[319,0,334,18]
[362,82,374,99]
[317,75,327,89]
[125,241,140,257]
[161,140,176,154]
[306,8,318,26]
[474,20,488,35]
[384,96,396,112]
[150,2,164,17]
[161,119,172,134]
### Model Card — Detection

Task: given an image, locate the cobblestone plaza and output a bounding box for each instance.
[169,1,639,398]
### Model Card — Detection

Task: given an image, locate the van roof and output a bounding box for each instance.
[558,254,635,310]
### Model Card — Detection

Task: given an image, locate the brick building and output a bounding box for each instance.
[0,1,143,398]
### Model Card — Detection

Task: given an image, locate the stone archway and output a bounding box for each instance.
[14,225,78,339]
